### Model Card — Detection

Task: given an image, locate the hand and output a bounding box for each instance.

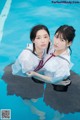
[26,71,35,77]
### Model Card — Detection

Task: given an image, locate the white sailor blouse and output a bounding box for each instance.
[12,44,45,76]
[42,47,73,84]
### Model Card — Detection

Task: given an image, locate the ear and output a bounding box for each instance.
[67,41,72,47]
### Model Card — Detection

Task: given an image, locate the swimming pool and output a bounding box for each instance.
[0,0,80,120]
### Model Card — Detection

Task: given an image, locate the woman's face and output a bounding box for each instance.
[53,32,71,51]
[33,29,50,50]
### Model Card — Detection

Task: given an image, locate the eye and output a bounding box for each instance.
[36,37,40,39]
[44,36,48,38]
[61,38,65,42]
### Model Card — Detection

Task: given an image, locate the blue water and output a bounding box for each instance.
[0,0,80,120]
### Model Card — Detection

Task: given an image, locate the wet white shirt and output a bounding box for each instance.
[12,44,44,76]
[42,47,73,84]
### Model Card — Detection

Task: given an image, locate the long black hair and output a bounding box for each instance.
[30,24,50,53]
[54,25,75,54]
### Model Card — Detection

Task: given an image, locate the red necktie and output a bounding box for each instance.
[34,53,55,72]
[34,59,44,72]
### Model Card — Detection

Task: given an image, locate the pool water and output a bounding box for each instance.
[0,0,80,120]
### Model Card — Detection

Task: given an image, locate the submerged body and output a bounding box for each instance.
[28,25,75,85]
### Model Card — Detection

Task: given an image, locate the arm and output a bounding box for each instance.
[27,71,52,83]
[27,62,70,84]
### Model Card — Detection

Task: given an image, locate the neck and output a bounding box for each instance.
[54,49,67,56]
[35,47,43,58]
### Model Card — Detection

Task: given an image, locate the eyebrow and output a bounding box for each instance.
[36,34,48,37]
[56,33,64,39]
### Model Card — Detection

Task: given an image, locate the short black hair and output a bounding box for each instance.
[55,25,75,43]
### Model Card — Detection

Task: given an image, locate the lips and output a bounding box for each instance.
[41,44,46,47]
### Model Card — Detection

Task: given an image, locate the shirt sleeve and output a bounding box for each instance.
[52,64,70,83]
[12,49,36,74]
[12,58,22,75]
[19,50,38,73]
[44,58,70,84]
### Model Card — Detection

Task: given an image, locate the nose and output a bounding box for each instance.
[41,38,45,43]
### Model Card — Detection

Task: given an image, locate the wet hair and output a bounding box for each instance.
[30,24,50,53]
[54,25,75,53]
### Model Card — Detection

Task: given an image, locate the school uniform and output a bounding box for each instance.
[42,47,73,84]
[12,44,45,76]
